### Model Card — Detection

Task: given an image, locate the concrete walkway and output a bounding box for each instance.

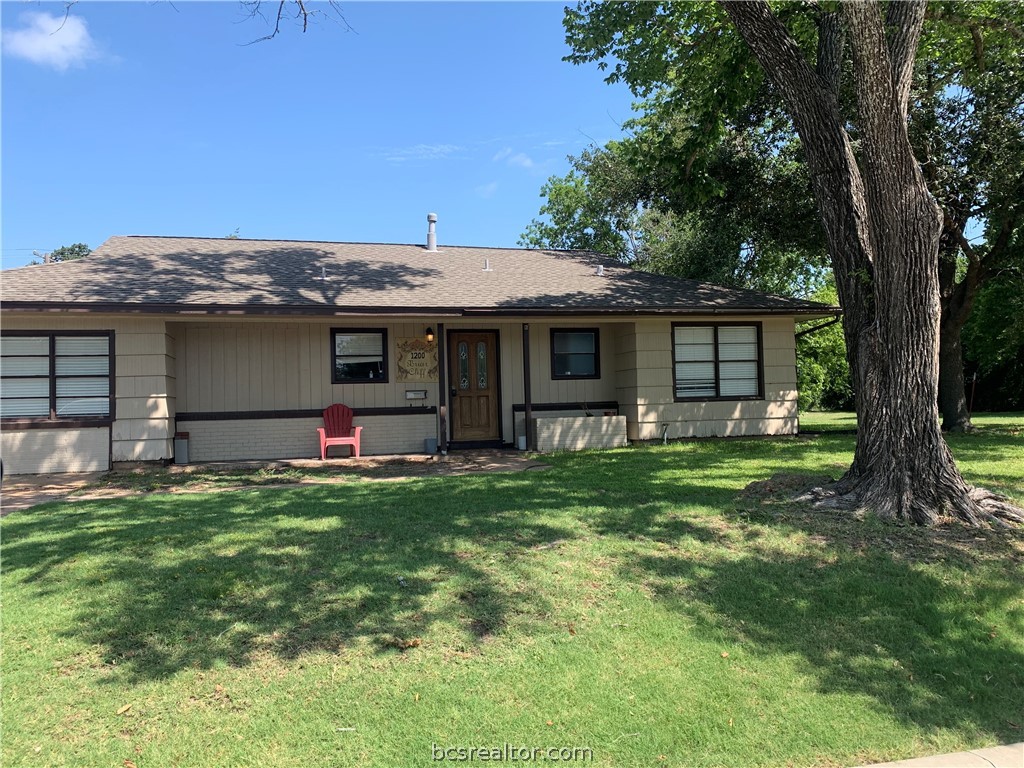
[855,742,1023,768]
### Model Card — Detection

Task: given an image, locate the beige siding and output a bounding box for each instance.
[2,314,175,469]
[1,428,108,474]
[3,311,803,465]
[178,413,437,461]
[619,316,799,440]
[176,321,442,414]
[175,319,619,446]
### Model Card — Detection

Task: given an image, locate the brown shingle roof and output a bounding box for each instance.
[1,235,836,316]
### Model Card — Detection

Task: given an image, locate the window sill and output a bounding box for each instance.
[1,418,113,430]
[673,396,764,403]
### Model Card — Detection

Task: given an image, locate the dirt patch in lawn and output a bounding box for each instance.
[2,451,551,513]
[1,472,107,515]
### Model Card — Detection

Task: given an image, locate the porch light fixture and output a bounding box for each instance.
[425,327,435,343]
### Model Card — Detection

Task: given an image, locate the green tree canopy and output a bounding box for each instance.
[30,243,91,265]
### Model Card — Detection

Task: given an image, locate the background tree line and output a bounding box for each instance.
[521,1,1023,422]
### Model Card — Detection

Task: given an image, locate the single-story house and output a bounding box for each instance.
[0,220,835,474]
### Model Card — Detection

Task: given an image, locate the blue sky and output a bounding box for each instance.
[1,1,636,267]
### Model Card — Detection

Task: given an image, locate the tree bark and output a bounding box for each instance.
[938,312,972,432]
[937,232,976,432]
[720,0,1022,526]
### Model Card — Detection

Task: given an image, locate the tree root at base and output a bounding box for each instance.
[793,480,1024,527]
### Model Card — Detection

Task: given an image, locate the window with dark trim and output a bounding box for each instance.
[550,328,600,380]
[1,331,114,421]
[331,328,388,383]
[672,323,763,400]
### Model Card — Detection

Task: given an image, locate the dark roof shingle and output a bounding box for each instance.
[1,235,836,316]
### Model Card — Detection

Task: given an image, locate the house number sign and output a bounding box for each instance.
[396,338,439,382]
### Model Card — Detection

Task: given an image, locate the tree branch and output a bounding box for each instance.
[884,0,927,116]
[969,25,987,73]
[719,1,829,106]
[816,10,843,96]
[943,212,980,267]
[239,0,348,45]
[718,0,876,341]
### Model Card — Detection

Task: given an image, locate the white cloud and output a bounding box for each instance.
[492,146,537,170]
[475,181,499,199]
[507,152,536,170]
[383,143,462,164]
[2,12,103,72]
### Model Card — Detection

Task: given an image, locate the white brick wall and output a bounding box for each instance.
[1,428,108,474]
[176,414,438,462]
[534,415,628,452]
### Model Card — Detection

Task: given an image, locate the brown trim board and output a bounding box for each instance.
[512,401,618,413]
[0,419,113,431]
[175,407,437,422]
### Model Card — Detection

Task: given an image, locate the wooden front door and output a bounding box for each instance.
[449,331,500,442]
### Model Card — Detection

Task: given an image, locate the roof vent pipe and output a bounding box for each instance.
[596,264,605,276]
[426,212,438,252]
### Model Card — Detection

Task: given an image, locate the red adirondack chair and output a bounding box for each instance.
[317,404,363,459]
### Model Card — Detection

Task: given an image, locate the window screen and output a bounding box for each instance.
[672,324,761,400]
[1,333,112,420]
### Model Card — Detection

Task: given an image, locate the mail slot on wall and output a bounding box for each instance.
[405,390,428,400]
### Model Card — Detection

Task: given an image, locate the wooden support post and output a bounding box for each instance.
[437,322,448,455]
[522,323,533,450]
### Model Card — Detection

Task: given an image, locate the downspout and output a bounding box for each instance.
[794,317,841,339]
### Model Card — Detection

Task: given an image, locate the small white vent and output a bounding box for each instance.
[596,265,605,276]
[483,258,493,272]
[426,213,438,251]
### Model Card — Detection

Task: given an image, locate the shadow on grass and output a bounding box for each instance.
[2,440,807,684]
[633,547,1023,742]
[2,474,590,682]
[582,455,1024,742]
[4,435,1023,745]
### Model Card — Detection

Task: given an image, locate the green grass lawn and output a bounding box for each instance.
[799,410,1024,434]
[3,417,1023,767]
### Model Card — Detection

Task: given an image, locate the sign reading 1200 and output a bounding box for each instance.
[395,338,439,382]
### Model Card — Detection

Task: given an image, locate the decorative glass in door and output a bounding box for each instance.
[477,342,488,389]
[458,342,470,390]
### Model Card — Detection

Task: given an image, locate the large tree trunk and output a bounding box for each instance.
[720,0,1022,526]
[937,230,982,432]
[938,317,972,432]
[938,255,973,432]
